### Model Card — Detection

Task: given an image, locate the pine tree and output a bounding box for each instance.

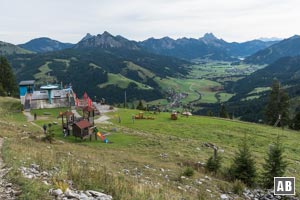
[0,56,17,96]
[219,104,229,118]
[136,100,144,110]
[265,80,289,126]
[206,155,222,174]
[229,136,256,186]
[261,137,288,189]
[292,111,300,130]
[207,110,213,116]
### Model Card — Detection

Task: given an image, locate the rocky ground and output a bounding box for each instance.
[0,138,21,199]
[20,163,112,200]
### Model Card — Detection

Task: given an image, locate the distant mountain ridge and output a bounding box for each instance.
[74,31,140,50]
[19,37,74,53]
[0,41,33,55]
[245,35,300,64]
[140,33,278,61]
[12,31,281,61]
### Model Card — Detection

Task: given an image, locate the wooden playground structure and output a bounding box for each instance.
[57,91,104,141]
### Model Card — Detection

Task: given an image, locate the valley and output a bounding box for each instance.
[147,62,264,112]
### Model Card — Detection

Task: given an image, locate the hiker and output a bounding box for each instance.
[43,124,47,134]
[132,115,135,124]
[63,128,67,137]
[34,112,37,120]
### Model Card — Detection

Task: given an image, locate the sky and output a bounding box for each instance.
[1,0,300,44]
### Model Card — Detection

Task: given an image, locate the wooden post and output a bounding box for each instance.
[61,115,64,129]
[92,110,94,126]
[213,146,218,160]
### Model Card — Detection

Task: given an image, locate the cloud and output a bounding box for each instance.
[1,0,300,44]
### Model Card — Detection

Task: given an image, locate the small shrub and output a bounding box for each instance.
[216,181,231,193]
[52,178,69,192]
[182,167,194,177]
[232,180,245,195]
[205,155,222,174]
[43,123,55,143]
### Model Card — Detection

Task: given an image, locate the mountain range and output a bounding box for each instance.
[1,32,280,61]
[244,35,300,64]
[2,31,300,123]
[140,33,278,60]
[7,32,190,103]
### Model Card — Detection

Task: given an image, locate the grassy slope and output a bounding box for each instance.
[99,73,150,89]
[33,61,57,85]
[0,41,33,55]
[1,98,299,199]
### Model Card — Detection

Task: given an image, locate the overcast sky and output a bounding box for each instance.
[1,0,299,44]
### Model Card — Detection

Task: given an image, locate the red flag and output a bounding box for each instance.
[83,92,88,100]
[88,97,92,107]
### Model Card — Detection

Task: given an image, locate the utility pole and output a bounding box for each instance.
[124,90,127,108]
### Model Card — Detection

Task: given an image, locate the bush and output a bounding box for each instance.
[232,180,245,195]
[43,123,55,143]
[182,167,194,177]
[205,155,222,174]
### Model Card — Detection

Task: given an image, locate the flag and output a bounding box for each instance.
[88,97,93,107]
[83,92,88,100]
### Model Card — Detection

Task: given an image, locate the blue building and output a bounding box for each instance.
[19,80,35,107]
[19,80,75,110]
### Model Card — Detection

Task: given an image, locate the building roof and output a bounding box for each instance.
[74,120,92,129]
[19,80,35,86]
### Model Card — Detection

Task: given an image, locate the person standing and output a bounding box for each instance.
[43,124,47,134]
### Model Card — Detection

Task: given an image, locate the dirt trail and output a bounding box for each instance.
[0,138,19,199]
[23,111,43,131]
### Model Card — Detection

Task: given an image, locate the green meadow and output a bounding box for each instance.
[1,98,299,199]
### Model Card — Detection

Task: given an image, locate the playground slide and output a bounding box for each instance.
[97,132,108,143]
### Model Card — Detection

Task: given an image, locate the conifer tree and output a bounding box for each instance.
[0,56,17,96]
[261,137,288,189]
[219,104,229,118]
[292,111,300,130]
[229,136,256,186]
[136,100,144,110]
[265,80,289,126]
[206,155,222,174]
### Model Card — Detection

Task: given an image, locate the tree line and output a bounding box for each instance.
[217,80,300,130]
[0,56,17,96]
